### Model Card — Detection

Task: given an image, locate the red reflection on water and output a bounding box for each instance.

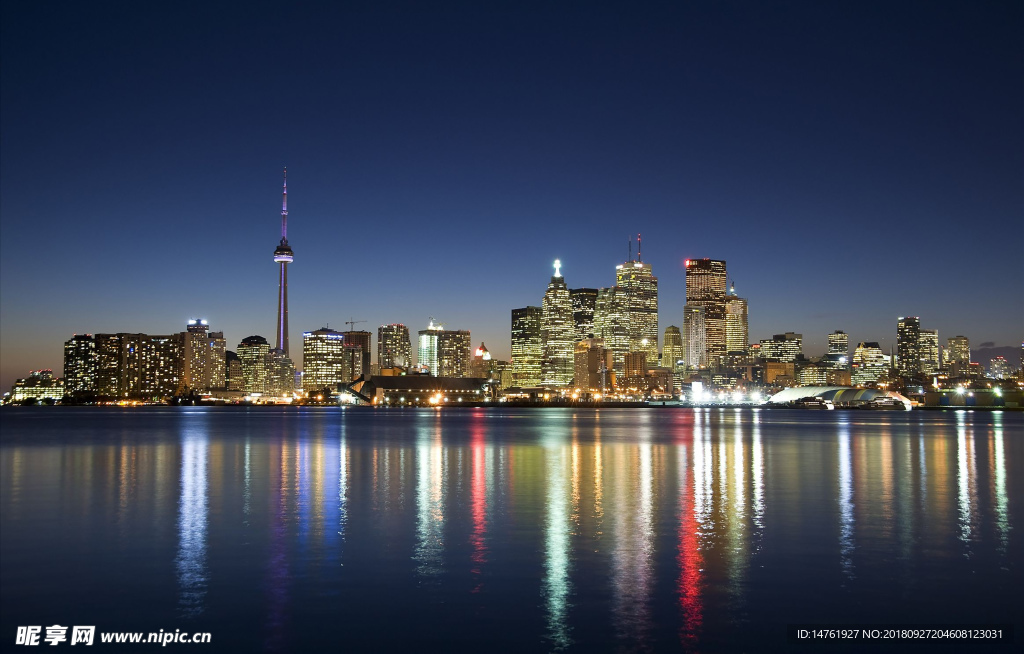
[470,421,488,592]
[677,445,703,651]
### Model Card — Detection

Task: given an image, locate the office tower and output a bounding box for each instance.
[918,329,939,375]
[685,259,728,365]
[724,282,749,354]
[470,343,491,378]
[828,330,849,357]
[437,329,472,378]
[94,333,123,396]
[541,260,575,387]
[511,306,543,386]
[63,334,97,395]
[378,324,412,369]
[593,286,629,375]
[574,338,611,392]
[268,349,296,394]
[238,335,271,393]
[342,330,372,378]
[615,239,659,362]
[682,305,707,368]
[570,288,598,342]
[662,326,683,371]
[946,335,970,369]
[418,319,442,374]
[181,319,226,392]
[759,333,803,362]
[852,342,888,386]
[896,316,921,377]
[225,351,244,391]
[302,327,347,391]
[273,169,294,357]
[990,357,1011,379]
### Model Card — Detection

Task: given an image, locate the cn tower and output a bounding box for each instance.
[273,168,293,356]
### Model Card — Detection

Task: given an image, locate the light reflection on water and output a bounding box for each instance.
[0,407,1020,653]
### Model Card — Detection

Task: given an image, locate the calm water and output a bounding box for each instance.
[1,407,1021,653]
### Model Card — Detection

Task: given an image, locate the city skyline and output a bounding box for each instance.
[1,2,1021,391]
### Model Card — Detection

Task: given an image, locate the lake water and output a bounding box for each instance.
[1,407,1021,652]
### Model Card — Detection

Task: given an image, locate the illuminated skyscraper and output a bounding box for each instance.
[945,335,970,369]
[273,169,294,357]
[570,288,598,342]
[437,329,472,378]
[896,316,921,377]
[378,324,412,369]
[63,334,97,395]
[828,330,849,357]
[682,305,707,368]
[685,259,727,365]
[615,239,659,362]
[918,329,939,375]
[724,282,748,354]
[541,260,574,387]
[91,332,181,398]
[237,335,271,394]
[417,320,442,374]
[225,351,244,391]
[662,326,683,372]
[593,286,629,375]
[181,319,226,392]
[302,327,347,391]
[852,342,888,386]
[511,306,542,386]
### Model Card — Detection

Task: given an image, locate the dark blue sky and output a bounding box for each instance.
[1,1,1021,389]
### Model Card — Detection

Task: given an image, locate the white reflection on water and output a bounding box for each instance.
[243,438,251,521]
[543,435,572,651]
[175,428,208,617]
[992,413,1007,551]
[751,412,764,532]
[837,419,854,579]
[415,415,445,577]
[610,438,655,651]
[956,412,976,549]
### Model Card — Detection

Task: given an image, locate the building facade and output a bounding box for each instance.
[541,260,574,387]
[685,259,728,365]
[437,329,471,378]
[615,260,659,363]
[378,324,412,369]
[593,286,629,375]
[511,306,543,386]
[302,327,347,391]
[63,335,97,396]
[897,316,921,377]
[570,288,598,343]
[918,329,940,376]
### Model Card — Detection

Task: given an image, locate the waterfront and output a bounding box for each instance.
[1,408,1021,652]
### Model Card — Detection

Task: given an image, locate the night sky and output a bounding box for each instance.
[1,1,1021,390]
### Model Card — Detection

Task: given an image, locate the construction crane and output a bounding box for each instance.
[344,318,367,330]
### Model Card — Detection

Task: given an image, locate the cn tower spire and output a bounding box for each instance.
[281,167,288,243]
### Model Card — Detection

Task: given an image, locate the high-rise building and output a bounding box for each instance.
[724,282,748,354]
[341,344,364,383]
[63,334,97,396]
[511,307,543,386]
[685,259,728,365]
[852,342,888,386]
[945,335,970,369]
[90,333,182,398]
[437,329,471,378]
[10,370,64,402]
[302,327,347,391]
[574,338,611,392]
[990,356,1011,379]
[378,324,412,369]
[570,288,598,342]
[918,329,939,376]
[593,286,629,375]
[682,305,707,368]
[237,335,271,394]
[541,260,574,388]
[417,319,442,374]
[615,245,658,362]
[268,349,296,395]
[273,169,294,357]
[623,351,648,386]
[897,316,921,377]
[470,343,493,379]
[341,330,372,378]
[662,326,683,371]
[181,319,226,392]
[758,333,803,362]
[828,330,849,357]
[225,351,244,391]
